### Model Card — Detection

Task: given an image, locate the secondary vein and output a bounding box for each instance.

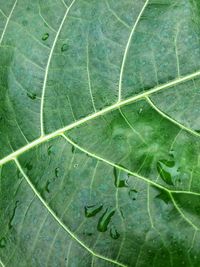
[40,0,76,136]
[15,159,126,267]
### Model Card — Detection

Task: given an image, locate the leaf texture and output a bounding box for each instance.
[1,0,200,266]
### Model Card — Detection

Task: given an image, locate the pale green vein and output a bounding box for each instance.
[105,0,130,29]
[86,35,96,112]
[119,107,146,143]
[0,0,17,44]
[62,134,200,232]
[118,0,149,101]
[147,184,154,228]
[15,159,126,267]
[174,25,180,77]
[146,96,200,138]
[0,258,5,267]
[38,4,57,33]
[188,229,197,252]
[169,192,198,230]
[1,70,200,166]
[40,0,76,136]
[62,134,166,190]
[0,9,7,19]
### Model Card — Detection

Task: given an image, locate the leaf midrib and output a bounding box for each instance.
[1,70,200,166]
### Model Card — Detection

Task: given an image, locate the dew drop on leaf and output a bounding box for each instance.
[113,167,129,188]
[47,145,53,155]
[61,43,68,52]
[128,189,138,200]
[84,204,103,218]
[97,208,115,232]
[0,237,6,248]
[74,163,78,168]
[55,167,60,177]
[155,190,170,204]
[22,20,28,26]
[157,159,179,185]
[45,181,51,193]
[9,201,19,229]
[27,92,36,100]
[25,163,33,171]
[110,226,120,240]
[42,33,49,41]
[17,169,23,180]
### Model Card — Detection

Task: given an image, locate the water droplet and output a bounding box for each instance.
[110,226,120,240]
[157,159,179,185]
[83,231,93,236]
[97,208,115,232]
[25,163,33,171]
[27,92,36,100]
[169,150,174,157]
[119,208,125,219]
[61,43,68,52]
[74,163,78,168]
[42,33,49,41]
[9,201,19,229]
[71,145,75,153]
[0,237,6,248]
[113,167,129,188]
[47,145,53,155]
[55,167,60,177]
[45,181,50,193]
[84,204,103,218]
[129,189,138,200]
[155,190,170,204]
[22,20,28,26]
[195,206,200,213]
[17,169,23,180]
[138,108,143,114]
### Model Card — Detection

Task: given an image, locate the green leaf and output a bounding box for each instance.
[1,0,200,266]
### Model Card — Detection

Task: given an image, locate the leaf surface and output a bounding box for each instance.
[1,0,200,266]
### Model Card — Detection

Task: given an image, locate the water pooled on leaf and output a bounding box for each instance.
[157,159,179,185]
[27,92,36,100]
[61,43,68,52]
[17,169,23,180]
[84,204,103,218]
[25,162,33,171]
[97,208,115,232]
[45,181,51,193]
[42,33,49,41]
[47,145,53,155]
[22,20,28,26]
[155,189,170,204]
[55,167,60,177]
[110,226,120,240]
[129,189,138,200]
[138,108,143,114]
[120,208,125,219]
[71,145,75,153]
[0,237,6,248]
[9,201,19,229]
[113,167,129,188]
